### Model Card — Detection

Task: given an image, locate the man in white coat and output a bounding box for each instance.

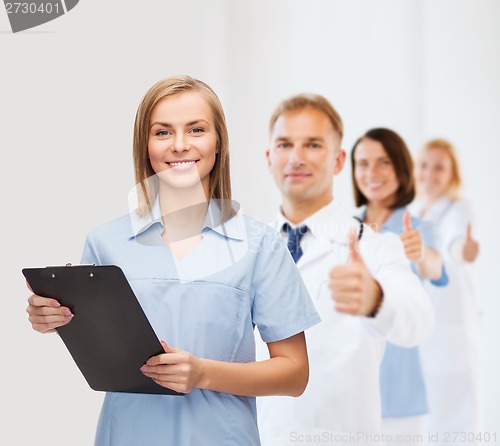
[256,94,434,445]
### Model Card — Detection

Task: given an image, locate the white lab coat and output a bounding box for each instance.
[256,201,434,445]
[410,197,482,437]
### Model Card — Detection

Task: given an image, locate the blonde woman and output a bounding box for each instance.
[411,139,481,440]
[25,76,320,446]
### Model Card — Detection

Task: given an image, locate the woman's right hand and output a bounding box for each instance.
[26,292,74,334]
[463,223,480,262]
[400,211,424,262]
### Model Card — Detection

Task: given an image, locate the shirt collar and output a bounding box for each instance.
[274,200,351,242]
[128,198,245,241]
[357,205,408,233]
[382,206,407,232]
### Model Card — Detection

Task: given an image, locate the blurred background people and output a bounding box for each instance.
[411,139,481,443]
[256,96,434,445]
[351,128,448,444]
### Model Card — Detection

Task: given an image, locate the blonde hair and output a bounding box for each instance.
[418,138,462,199]
[133,75,234,221]
[269,93,344,141]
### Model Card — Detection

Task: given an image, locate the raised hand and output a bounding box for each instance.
[400,210,423,262]
[328,229,383,316]
[463,222,480,262]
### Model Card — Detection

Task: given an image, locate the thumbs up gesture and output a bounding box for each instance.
[399,211,424,262]
[463,223,480,262]
[328,229,383,316]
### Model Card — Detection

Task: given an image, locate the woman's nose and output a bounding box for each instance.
[366,163,380,175]
[172,134,188,152]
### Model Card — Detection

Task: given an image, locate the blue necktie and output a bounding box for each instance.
[283,223,309,263]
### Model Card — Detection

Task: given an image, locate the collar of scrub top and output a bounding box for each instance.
[384,206,409,233]
[357,205,410,234]
[128,197,246,242]
[275,199,349,246]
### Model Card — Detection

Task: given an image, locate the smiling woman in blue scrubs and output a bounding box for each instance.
[351,128,448,445]
[25,76,320,446]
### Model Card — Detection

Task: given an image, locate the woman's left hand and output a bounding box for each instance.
[400,211,424,262]
[140,341,205,394]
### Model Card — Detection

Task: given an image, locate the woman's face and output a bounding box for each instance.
[353,137,399,208]
[147,91,218,194]
[416,148,453,200]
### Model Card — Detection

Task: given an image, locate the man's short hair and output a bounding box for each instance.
[269,93,343,141]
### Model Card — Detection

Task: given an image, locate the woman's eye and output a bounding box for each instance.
[156,130,170,136]
[190,128,205,134]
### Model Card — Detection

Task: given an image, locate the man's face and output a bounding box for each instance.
[266,107,345,205]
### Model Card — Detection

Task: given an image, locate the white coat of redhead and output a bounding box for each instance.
[411,146,481,436]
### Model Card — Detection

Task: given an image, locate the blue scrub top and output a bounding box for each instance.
[81,199,320,446]
[358,206,447,418]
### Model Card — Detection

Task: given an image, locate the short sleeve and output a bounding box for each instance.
[251,230,320,343]
[80,233,102,265]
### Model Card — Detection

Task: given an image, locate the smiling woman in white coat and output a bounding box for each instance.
[410,138,482,443]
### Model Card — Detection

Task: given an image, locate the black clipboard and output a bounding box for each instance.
[22,264,183,396]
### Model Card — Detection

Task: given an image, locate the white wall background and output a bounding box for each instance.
[1,1,499,444]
